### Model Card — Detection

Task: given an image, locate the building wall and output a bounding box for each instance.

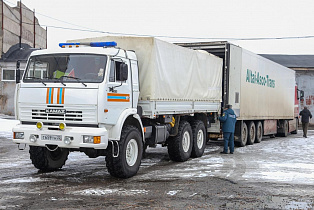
[296,71,314,124]
[0,1,47,56]
[0,1,46,115]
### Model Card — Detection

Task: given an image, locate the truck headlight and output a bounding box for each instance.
[64,136,73,145]
[29,134,38,143]
[83,135,101,144]
[83,135,93,143]
[14,132,24,139]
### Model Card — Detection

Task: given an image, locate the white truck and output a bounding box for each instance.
[13,37,223,178]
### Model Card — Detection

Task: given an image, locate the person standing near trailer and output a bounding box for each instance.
[219,104,237,154]
[299,106,312,138]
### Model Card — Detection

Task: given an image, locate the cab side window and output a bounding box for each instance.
[109,60,115,82]
[109,60,127,82]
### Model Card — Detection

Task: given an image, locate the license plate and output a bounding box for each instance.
[41,134,62,141]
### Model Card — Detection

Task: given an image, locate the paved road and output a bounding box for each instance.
[0,122,313,209]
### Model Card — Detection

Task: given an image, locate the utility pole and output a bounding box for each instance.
[19,0,22,48]
[33,9,35,48]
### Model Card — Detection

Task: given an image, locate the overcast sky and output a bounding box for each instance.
[7,0,314,54]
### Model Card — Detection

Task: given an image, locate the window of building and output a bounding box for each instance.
[1,69,24,81]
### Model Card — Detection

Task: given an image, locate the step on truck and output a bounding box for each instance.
[179,41,300,146]
[13,37,223,178]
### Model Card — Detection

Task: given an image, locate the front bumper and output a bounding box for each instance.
[12,123,109,149]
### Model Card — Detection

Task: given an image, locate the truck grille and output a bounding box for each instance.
[32,109,83,121]
[19,104,97,124]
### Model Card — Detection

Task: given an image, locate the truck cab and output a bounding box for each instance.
[13,42,143,178]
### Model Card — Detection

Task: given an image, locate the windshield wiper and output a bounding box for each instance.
[25,76,47,86]
[59,76,87,87]
[25,76,41,79]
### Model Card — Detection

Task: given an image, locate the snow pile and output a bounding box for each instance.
[0,118,19,139]
[74,188,148,196]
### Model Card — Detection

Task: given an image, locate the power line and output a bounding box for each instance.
[3,0,314,42]
[40,25,314,41]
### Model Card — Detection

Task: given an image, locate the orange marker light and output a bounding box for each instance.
[93,136,101,144]
[104,109,108,113]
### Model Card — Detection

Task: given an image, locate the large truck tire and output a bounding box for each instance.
[191,120,206,158]
[282,120,289,137]
[167,121,192,162]
[106,125,143,178]
[291,119,298,134]
[237,122,248,147]
[255,121,263,143]
[247,121,256,145]
[29,146,69,171]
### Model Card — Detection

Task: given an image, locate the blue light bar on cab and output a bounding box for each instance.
[59,41,117,48]
[90,42,117,47]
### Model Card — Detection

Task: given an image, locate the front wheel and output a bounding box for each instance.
[106,125,143,178]
[29,146,69,171]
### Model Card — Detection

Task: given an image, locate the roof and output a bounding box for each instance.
[259,54,314,68]
[0,43,38,62]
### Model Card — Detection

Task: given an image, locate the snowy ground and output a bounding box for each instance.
[0,118,313,209]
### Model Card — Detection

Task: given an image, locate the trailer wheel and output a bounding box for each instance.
[291,119,298,134]
[246,121,256,145]
[255,121,263,143]
[238,122,248,147]
[29,146,69,171]
[167,121,192,162]
[106,125,143,178]
[282,120,289,137]
[191,120,206,158]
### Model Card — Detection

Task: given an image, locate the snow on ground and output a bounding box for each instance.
[1,115,314,186]
[0,117,19,139]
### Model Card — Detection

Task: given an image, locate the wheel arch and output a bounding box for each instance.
[108,109,144,141]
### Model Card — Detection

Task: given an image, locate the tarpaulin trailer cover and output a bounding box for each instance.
[70,36,223,102]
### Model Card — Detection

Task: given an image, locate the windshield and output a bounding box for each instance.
[23,54,107,83]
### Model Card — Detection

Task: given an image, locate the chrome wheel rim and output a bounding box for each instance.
[126,139,138,167]
[182,131,191,152]
[196,129,204,149]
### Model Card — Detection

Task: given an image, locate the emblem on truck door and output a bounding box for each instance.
[107,93,130,102]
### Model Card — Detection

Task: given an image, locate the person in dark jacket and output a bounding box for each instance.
[299,106,312,138]
[219,104,237,154]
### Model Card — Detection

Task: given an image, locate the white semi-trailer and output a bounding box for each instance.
[12,37,298,178]
[178,41,299,146]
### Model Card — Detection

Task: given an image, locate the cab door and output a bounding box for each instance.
[104,59,132,125]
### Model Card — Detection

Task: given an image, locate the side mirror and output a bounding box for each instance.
[300,90,304,100]
[16,60,21,84]
[117,63,128,81]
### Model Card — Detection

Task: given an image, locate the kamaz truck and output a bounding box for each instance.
[13,37,223,178]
